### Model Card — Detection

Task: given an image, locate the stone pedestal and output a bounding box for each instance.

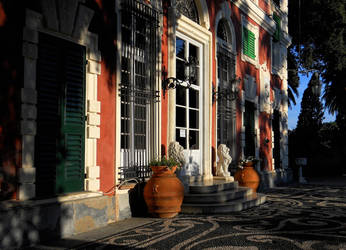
[214,176,234,182]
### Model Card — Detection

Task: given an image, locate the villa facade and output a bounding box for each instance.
[0,0,291,247]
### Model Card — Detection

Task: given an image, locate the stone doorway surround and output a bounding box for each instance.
[167,0,213,182]
[20,0,101,200]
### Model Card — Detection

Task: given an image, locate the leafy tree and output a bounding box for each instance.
[295,73,324,157]
[287,49,299,108]
[288,0,346,114]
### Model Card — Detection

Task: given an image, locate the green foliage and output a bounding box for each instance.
[296,73,324,131]
[288,0,346,114]
[149,156,179,168]
[295,73,324,158]
[287,49,300,107]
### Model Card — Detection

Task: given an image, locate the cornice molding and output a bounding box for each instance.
[233,0,275,34]
[233,0,291,47]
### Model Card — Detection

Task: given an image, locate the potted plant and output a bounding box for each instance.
[234,156,260,193]
[143,156,184,218]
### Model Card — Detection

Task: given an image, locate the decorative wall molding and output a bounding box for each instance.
[273,88,282,111]
[260,62,271,114]
[235,0,276,34]
[244,74,257,102]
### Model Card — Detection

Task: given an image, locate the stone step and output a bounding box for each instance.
[183,187,252,204]
[181,193,266,214]
[188,180,238,194]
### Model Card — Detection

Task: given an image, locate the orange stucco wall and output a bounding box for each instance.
[161,1,169,156]
[97,62,116,195]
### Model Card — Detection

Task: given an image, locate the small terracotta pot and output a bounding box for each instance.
[143,166,184,218]
[234,162,260,193]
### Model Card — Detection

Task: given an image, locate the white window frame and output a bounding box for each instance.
[175,32,203,151]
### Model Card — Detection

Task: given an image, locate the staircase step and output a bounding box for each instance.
[188,180,238,194]
[181,193,266,214]
[184,187,251,204]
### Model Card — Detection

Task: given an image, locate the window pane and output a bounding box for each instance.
[176,59,185,81]
[189,43,198,62]
[176,38,185,59]
[176,107,186,127]
[189,89,199,108]
[190,66,199,86]
[189,130,199,149]
[176,129,187,149]
[176,85,186,106]
[189,109,199,129]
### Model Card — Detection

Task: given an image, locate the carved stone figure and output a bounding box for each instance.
[168,141,186,168]
[216,144,232,177]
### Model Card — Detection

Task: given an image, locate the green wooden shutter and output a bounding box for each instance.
[36,33,85,196]
[56,41,85,194]
[273,14,281,42]
[243,27,256,59]
[35,34,61,197]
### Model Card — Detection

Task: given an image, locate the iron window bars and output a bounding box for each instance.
[212,46,240,103]
[119,0,160,183]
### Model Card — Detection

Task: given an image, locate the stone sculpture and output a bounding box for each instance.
[216,144,232,177]
[168,141,186,168]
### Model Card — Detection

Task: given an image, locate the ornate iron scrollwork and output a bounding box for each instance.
[162,56,199,97]
[175,0,199,23]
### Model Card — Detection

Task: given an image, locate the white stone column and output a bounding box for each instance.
[19,10,43,200]
[85,45,101,192]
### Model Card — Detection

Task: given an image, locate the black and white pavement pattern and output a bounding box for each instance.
[79,185,346,250]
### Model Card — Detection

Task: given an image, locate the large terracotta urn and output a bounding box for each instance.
[234,162,260,193]
[143,166,184,218]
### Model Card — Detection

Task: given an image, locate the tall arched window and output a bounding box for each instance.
[217,19,229,43]
[176,0,199,23]
[216,18,236,160]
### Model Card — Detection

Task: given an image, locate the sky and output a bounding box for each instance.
[287,74,336,130]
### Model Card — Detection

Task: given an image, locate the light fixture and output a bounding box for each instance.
[310,72,322,96]
[212,76,241,103]
[162,56,199,97]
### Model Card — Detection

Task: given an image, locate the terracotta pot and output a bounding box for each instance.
[234,162,260,193]
[143,166,184,218]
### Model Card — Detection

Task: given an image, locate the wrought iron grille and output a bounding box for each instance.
[119,0,159,182]
[176,0,199,23]
[216,46,236,147]
[217,19,229,42]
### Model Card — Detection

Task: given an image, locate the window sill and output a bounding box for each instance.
[242,54,259,68]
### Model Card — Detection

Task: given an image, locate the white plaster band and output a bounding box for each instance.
[88,100,101,113]
[86,166,100,179]
[21,121,36,135]
[21,88,37,104]
[87,126,100,139]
